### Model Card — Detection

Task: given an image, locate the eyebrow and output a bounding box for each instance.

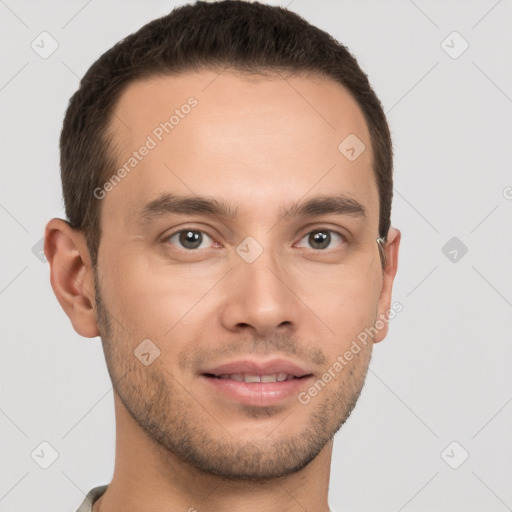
[137,193,366,223]
[279,194,366,221]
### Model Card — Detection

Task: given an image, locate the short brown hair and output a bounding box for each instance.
[60,0,393,267]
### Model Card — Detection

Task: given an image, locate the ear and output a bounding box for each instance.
[44,218,99,338]
[373,227,401,343]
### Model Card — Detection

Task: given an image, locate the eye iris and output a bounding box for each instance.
[179,230,202,249]
[310,231,330,249]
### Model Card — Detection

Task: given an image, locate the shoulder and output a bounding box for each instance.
[75,484,108,512]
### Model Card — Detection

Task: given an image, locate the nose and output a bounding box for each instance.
[219,247,301,338]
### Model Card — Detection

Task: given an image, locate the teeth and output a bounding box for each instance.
[244,374,261,383]
[216,373,295,382]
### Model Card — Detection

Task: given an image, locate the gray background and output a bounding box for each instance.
[1,0,511,510]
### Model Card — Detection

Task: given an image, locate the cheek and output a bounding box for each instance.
[98,242,383,348]
[98,250,222,341]
[296,263,382,350]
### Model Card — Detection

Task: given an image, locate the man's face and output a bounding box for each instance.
[93,70,395,479]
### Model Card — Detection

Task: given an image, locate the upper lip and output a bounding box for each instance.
[201,358,312,378]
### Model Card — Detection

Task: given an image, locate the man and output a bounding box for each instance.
[45,1,400,511]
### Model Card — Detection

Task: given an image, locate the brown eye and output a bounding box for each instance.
[296,229,344,251]
[166,230,213,250]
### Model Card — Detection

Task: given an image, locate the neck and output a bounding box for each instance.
[94,392,333,512]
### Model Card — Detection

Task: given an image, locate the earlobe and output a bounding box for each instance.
[373,227,401,343]
[44,218,100,338]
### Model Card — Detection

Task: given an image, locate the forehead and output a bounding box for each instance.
[103,70,378,228]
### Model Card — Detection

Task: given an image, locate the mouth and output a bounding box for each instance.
[199,358,314,406]
[203,372,310,383]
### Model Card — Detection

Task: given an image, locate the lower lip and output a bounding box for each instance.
[201,375,313,407]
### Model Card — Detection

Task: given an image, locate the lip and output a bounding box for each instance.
[200,358,311,378]
[199,358,314,407]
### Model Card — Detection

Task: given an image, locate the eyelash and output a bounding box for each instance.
[163,227,346,252]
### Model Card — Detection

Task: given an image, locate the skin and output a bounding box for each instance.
[45,70,400,512]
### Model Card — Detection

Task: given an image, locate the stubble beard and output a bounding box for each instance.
[94,275,372,482]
